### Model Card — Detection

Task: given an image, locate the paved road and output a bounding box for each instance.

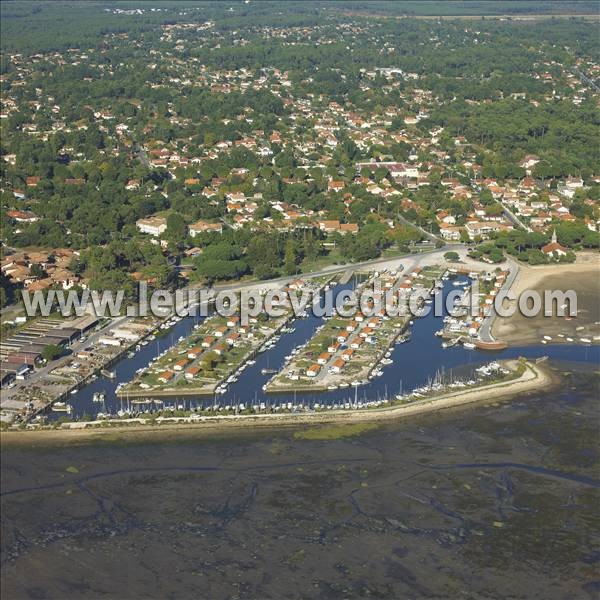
[395,213,444,244]
[573,68,600,93]
[501,202,531,232]
[478,258,519,343]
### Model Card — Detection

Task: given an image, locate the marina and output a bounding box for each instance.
[117,277,329,399]
[32,271,599,424]
[265,265,430,393]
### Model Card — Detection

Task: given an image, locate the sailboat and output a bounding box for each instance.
[261,356,277,375]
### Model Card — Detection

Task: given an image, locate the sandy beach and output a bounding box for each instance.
[492,253,600,346]
[0,360,556,447]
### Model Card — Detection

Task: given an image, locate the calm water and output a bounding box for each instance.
[63,277,600,419]
[2,369,599,599]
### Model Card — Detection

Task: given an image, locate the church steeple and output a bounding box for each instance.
[551,228,557,244]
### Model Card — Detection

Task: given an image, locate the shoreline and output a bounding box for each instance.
[491,255,600,347]
[0,360,557,446]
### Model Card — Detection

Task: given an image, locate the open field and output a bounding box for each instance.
[492,254,600,346]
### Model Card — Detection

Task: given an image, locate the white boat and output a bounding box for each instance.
[327,384,338,390]
[92,392,106,403]
[350,380,361,387]
[580,338,592,344]
[462,342,476,350]
[52,402,72,413]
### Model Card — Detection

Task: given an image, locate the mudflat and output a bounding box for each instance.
[2,366,598,599]
[492,254,600,346]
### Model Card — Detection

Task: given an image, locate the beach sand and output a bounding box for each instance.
[492,254,600,346]
[0,360,556,447]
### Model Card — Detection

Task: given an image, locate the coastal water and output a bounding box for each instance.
[4,279,599,598]
[62,277,600,419]
[2,369,598,598]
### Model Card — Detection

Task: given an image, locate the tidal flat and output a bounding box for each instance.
[1,366,599,599]
[491,257,600,346]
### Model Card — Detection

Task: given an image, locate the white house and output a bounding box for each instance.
[136,216,167,237]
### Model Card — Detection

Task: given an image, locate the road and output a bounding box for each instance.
[501,202,531,232]
[573,68,600,93]
[478,257,519,343]
[135,143,150,168]
[395,213,444,244]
